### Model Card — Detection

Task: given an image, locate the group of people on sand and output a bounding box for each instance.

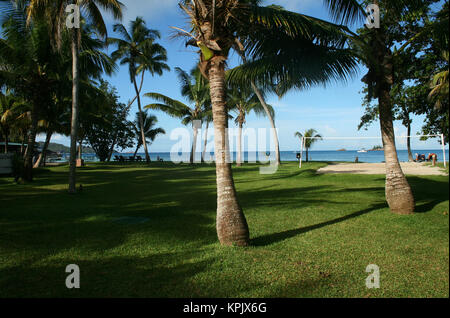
[414,153,438,162]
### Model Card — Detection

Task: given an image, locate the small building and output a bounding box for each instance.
[0,142,25,154]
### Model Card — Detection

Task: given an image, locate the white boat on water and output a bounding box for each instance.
[357,149,368,153]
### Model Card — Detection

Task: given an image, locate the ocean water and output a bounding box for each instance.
[55,149,449,164]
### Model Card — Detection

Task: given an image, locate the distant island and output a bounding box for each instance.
[36,142,95,154]
[337,148,347,151]
[369,145,383,151]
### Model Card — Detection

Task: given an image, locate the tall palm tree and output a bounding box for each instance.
[176,0,359,246]
[333,0,437,214]
[109,17,169,164]
[145,67,210,164]
[17,0,123,191]
[294,129,322,162]
[228,85,274,166]
[132,111,165,159]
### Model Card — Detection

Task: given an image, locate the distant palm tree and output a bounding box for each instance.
[145,67,210,164]
[110,17,169,163]
[228,86,274,166]
[294,129,322,162]
[0,92,27,154]
[132,111,165,159]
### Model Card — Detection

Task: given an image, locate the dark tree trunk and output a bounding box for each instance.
[34,130,52,168]
[3,130,8,154]
[68,27,80,193]
[23,106,38,181]
[209,56,249,246]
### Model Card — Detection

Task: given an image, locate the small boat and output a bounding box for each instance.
[357,149,368,153]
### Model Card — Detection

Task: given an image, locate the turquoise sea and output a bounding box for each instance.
[55,149,449,164]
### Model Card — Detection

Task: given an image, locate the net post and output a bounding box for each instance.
[441,134,447,168]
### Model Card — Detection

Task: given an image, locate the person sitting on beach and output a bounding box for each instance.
[427,153,437,161]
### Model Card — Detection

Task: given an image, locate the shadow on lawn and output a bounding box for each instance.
[251,203,387,247]
[0,250,215,297]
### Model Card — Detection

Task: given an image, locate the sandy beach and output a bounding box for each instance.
[317,162,448,176]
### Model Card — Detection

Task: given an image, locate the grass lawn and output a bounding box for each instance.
[0,162,448,298]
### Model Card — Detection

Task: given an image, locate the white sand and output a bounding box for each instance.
[317,162,448,176]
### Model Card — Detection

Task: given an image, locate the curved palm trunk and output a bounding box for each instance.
[209,57,249,246]
[133,142,142,159]
[190,123,199,164]
[379,88,415,214]
[68,28,80,193]
[237,121,243,166]
[202,121,209,163]
[133,76,150,164]
[34,130,52,168]
[23,106,38,181]
[250,82,281,165]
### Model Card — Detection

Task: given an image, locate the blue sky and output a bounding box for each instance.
[38,0,447,152]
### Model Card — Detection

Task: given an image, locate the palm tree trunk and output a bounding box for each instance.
[133,76,150,163]
[133,143,141,158]
[78,139,82,160]
[209,57,249,246]
[23,106,38,181]
[3,131,8,154]
[202,121,209,163]
[379,87,415,214]
[250,82,281,165]
[406,120,413,162]
[107,135,117,162]
[306,148,309,162]
[374,25,415,214]
[190,123,199,164]
[20,134,24,155]
[34,130,52,168]
[68,27,80,193]
[237,120,243,166]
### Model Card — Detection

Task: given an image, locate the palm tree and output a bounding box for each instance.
[428,50,449,109]
[294,129,322,162]
[175,0,359,246]
[109,17,169,164]
[333,0,438,214]
[228,85,274,166]
[0,91,27,154]
[145,67,210,164]
[132,111,165,159]
[0,8,59,180]
[18,0,123,191]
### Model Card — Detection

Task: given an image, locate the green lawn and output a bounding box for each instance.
[0,162,448,298]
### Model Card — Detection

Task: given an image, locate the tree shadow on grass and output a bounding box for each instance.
[251,203,387,247]
[0,251,215,298]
